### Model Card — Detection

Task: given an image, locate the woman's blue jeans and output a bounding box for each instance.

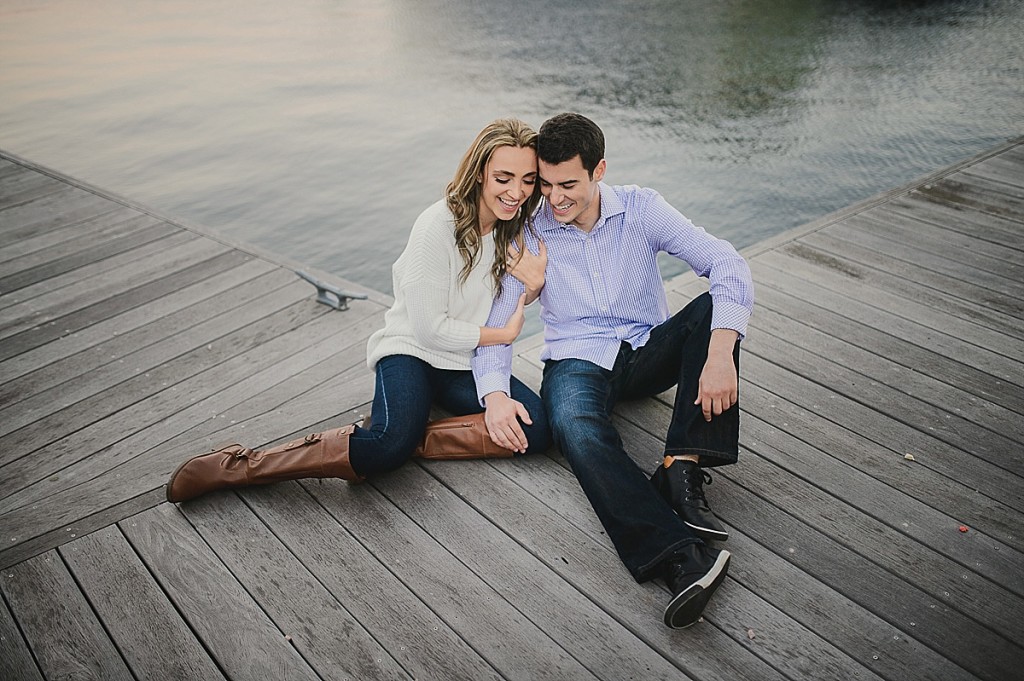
[541,293,740,582]
[348,354,550,477]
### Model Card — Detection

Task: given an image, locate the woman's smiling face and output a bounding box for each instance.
[476,144,537,234]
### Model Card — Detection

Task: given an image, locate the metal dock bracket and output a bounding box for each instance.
[295,270,368,311]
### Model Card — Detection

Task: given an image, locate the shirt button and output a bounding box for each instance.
[592,272,599,277]
[601,306,608,312]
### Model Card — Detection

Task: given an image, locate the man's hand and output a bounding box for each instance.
[694,329,739,422]
[506,239,547,304]
[483,391,532,453]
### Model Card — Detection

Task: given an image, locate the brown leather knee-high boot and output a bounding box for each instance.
[166,425,363,503]
[413,412,515,460]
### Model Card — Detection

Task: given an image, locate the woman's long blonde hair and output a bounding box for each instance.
[446,118,541,296]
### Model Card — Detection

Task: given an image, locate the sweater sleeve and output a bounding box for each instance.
[400,210,482,352]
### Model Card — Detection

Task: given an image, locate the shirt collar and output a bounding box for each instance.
[537,182,625,233]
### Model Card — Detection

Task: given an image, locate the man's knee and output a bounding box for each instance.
[542,362,609,430]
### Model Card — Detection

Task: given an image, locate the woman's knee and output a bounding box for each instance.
[350,423,422,475]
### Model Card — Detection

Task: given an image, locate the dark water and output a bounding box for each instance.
[1,0,1021,295]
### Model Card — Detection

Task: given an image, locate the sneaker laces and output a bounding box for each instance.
[682,466,713,505]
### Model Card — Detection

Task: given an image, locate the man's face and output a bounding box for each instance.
[538,155,605,231]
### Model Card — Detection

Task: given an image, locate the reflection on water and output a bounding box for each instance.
[0,0,1021,294]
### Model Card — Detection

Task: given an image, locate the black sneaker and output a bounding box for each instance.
[663,544,731,629]
[650,458,729,541]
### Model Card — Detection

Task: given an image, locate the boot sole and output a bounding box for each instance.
[684,520,730,542]
[663,550,731,629]
[165,457,192,503]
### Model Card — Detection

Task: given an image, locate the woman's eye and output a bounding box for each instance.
[495,178,510,184]
[524,178,536,185]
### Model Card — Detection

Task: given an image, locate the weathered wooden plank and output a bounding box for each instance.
[59,525,226,681]
[0,212,167,285]
[0,278,314,442]
[742,325,1024,470]
[125,309,383,476]
[0,256,278,385]
[0,305,381,546]
[510,403,976,681]
[853,207,1023,270]
[916,175,1024,222]
[624,378,1024,603]
[621,389,1024,631]
[955,163,1024,194]
[0,247,250,361]
[892,189,1024,249]
[0,169,67,212]
[298,472,621,680]
[719,524,980,681]
[0,550,133,681]
[0,229,206,337]
[0,285,326,496]
[0,187,123,245]
[746,305,1024,444]
[960,161,1024,192]
[180,493,412,680]
[419,453,859,681]
[740,413,1024,613]
[0,229,196,334]
[738,352,1024,512]
[0,159,22,178]
[0,589,43,681]
[994,143,1024,165]
[734,283,1024,415]
[738,379,1024,555]
[232,482,506,680]
[756,249,1024,363]
[120,504,321,680]
[713,474,1022,681]
[0,487,164,572]
[0,206,138,269]
[0,262,284,405]
[524,348,1019,679]
[381,456,881,681]
[797,231,1024,314]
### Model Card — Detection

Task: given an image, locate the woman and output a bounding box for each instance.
[166,118,549,502]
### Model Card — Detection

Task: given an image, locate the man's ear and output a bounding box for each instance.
[592,159,607,182]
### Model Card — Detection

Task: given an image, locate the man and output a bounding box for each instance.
[473,113,753,629]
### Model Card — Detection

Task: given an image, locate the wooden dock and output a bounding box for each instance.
[1,139,1021,681]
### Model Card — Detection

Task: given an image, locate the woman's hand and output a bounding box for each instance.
[506,239,547,303]
[483,391,532,453]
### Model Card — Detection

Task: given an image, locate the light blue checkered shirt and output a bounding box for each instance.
[471,182,754,403]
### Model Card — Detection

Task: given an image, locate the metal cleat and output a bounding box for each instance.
[295,270,368,311]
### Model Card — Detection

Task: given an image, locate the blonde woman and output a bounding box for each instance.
[167,119,550,501]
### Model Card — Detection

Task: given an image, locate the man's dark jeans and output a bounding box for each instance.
[541,293,740,581]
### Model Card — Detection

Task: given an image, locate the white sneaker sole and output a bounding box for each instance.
[663,550,731,629]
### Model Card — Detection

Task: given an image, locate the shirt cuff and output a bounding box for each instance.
[711,300,751,339]
[475,371,511,406]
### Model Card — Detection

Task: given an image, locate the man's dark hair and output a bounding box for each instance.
[538,113,605,177]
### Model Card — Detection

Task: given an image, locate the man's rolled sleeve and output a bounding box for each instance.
[710,299,751,338]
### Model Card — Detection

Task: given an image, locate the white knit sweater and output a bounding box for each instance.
[366,199,496,370]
